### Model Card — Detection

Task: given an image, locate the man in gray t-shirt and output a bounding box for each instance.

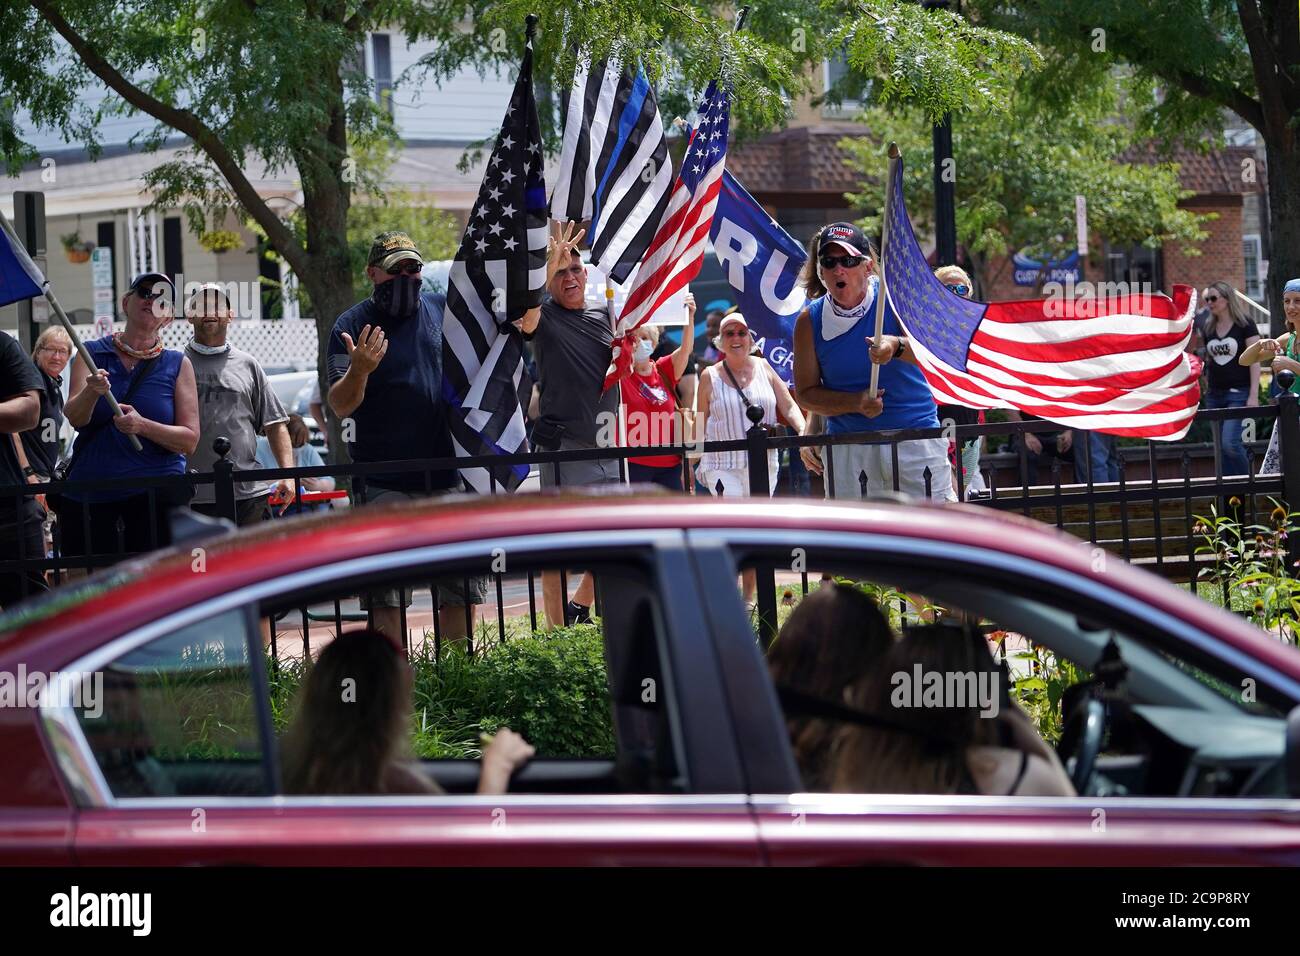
[184,285,295,525]
[517,222,622,627]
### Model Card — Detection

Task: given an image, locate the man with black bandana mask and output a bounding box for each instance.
[327,231,487,646]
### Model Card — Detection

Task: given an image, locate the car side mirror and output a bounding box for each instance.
[1287,705,1300,798]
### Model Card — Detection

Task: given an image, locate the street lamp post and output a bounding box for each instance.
[924,0,958,267]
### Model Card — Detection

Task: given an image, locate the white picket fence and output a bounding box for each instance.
[59,318,322,371]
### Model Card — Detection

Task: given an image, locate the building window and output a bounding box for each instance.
[372,33,393,116]
[1243,234,1263,301]
[822,50,864,116]
[1103,242,1163,292]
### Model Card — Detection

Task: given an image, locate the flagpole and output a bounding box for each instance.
[0,209,142,450]
[868,142,901,400]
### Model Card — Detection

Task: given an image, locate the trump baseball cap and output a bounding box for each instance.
[818,222,869,258]
[367,231,424,271]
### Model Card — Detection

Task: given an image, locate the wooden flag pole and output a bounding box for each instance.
[0,210,143,450]
[868,141,901,400]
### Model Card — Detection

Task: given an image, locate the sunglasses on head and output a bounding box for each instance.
[385,261,423,276]
[819,254,866,270]
[945,283,970,297]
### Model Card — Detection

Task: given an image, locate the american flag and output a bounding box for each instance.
[605,81,730,388]
[441,22,548,492]
[882,157,1201,439]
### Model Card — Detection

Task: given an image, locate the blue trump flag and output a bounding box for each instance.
[0,210,45,307]
[708,170,807,383]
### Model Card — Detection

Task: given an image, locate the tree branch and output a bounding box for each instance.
[28,0,309,275]
[1171,65,1266,133]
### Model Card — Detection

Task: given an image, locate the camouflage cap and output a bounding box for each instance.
[367,231,424,271]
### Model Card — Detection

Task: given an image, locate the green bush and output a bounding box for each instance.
[271,624,615,761]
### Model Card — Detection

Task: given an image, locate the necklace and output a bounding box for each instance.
[112,331,163,360]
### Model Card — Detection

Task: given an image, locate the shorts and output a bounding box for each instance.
[627,461,684,491]
[698,465,779,498]
[192,493,271,527]
[823,437,957,502]
[539,437,622,488]
[359,486,488,609]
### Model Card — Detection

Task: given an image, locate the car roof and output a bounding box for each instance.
[5,491,1298,682]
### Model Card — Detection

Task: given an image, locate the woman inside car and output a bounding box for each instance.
[767,584,896,790]
[833,622,1076,797]
[282,628,534,795]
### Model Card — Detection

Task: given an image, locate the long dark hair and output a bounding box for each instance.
[767,584,895,788]
[833,623,1001,794]
[282,628,415,795]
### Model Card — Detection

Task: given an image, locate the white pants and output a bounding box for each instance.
[824,437,957,502]
[699,465,779,498]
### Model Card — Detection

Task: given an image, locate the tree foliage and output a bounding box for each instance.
[966,0,1300,326]
[843,71,1210,293]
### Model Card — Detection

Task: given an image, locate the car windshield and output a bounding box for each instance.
[269,373,313,409]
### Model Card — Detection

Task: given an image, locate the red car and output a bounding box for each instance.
[2,492,1299,865]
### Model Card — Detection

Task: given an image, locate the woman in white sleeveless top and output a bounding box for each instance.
[696,313,805,498]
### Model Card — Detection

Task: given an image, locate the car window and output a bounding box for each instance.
[258,550,683,795]
[738,547,1290,800]
[74,608,269,799]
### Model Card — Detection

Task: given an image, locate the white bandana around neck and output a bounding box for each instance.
[821,274,877,341]
[187,340,231,356]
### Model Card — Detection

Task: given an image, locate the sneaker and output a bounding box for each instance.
[566,600,593,625]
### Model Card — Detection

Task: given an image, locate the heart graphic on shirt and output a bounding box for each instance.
[1206,335,1239,365]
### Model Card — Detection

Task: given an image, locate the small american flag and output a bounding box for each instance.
[882,158,1201,439]
[605,81,730,388]
[442,20,548,492]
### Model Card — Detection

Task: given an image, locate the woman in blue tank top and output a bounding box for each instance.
[792,222,955,502]
[59,273,199,566]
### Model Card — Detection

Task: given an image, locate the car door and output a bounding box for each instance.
[58,530,764,865]
[689,528,1300,866]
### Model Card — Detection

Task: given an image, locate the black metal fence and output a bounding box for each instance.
[6,391,1300,657]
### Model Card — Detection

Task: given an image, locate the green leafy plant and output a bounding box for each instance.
[1194,499,1300,644]
[198,229,243,254]
[991,632,1090,744]
[270,624,615,761]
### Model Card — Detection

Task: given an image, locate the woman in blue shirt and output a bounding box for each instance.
[60,273,199,566]
[792,222,955,501]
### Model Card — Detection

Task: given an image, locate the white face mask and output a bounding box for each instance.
[634,339,654,363]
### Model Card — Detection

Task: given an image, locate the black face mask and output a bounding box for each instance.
[373,274,422,318]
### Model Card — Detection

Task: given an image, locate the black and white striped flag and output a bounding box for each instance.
[550,57,672,284]
[442,18,548,494]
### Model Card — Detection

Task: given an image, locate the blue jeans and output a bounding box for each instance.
[1084,431,1120,483]
[1205,387,1251,477]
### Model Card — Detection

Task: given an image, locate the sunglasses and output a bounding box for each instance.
[134,286,171,302]
[722,328,750,337]
[1203,294,1220,303]
[385,261,423,276]
[945,283,970,297]
[819,254,866,270]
